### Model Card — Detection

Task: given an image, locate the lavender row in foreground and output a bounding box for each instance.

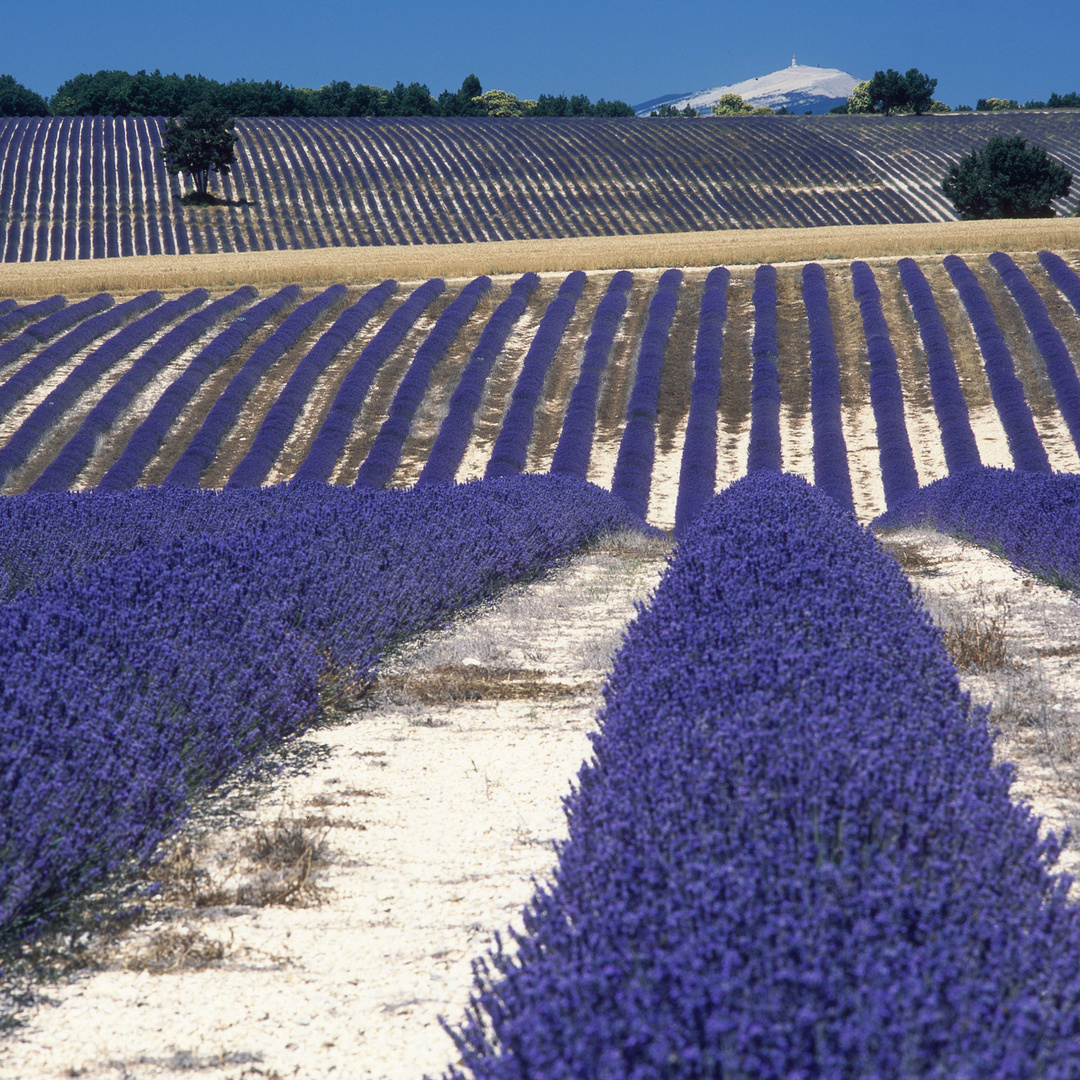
[418,272,540,487]
[801,262,854,511]
[99,287,300,490]
[944,254,1050,473]
[746,264,782,474]
[610,268,682,519]
[31,288,257,494]
[991,250,1080,457]
[227,280,396,489]
[165,286,346,487]
[445,472,1080,1078]
[673,267,728,537]
[0,475,642,939]
[897,257,981,475]
[877,465,1080,592]
[851,260,919,508]
[549,270,633,478]
[355,276,491,489]
[485,271,586,480]
[292,278,445,485]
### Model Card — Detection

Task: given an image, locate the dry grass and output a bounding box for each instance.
[3,221,1080,298]
[373,663,597,704]
[150,812,330,911]
[121,927,226,974]
[943,614,1010,672]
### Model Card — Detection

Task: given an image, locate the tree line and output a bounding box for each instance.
[0,70,633,118]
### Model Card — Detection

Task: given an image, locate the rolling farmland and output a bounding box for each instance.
[1,112,1080,261]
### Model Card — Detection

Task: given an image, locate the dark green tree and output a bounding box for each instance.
[904,68,937,115]
[159,101,238,203]
[0,74,48,116]
[867,69,907,115]
[388,81,437,116]
[942,135,1072,219]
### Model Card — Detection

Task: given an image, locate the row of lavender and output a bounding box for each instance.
[0,476,642,938]
[4,114,1080,260]
[443,472,1080,1077]
[6,251,1080,527]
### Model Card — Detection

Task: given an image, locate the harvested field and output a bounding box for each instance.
[2,221,1080,297]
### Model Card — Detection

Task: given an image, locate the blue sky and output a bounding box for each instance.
[2,0,1077,109]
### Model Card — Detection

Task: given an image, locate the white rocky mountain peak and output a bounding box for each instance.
[635,60,861,116]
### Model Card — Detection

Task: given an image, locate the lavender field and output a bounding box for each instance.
[2,249,1080,526]
[1,113,1079,260]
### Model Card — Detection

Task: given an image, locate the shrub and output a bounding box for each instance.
[942,135,1072,219]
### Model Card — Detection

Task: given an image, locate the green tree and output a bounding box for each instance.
[710,93,754,116]
[867,69,907,115]
[389,81,437,116]
[471,89,536,117]
[904,68,937,115]
[942,135,1072,219]
[0,74,48,116]
[159,101,238,203]
[845,80,874,114]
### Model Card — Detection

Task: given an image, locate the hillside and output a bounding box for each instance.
[1,113,1079,262]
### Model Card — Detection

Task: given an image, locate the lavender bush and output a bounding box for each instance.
[99,287,300,490]
[674,267,728,537]
[944,254,1050,473]
[990,250,1080,456]
[165,286,346,487]
[226,280,396,489]
[877,465,1080,591]
[292,278,445,485]
[549,271,633,477]
[444,472,1080,1079]
[486,271,586,480]
[897,257,981,474]
[746,264,782,474]
[419,273,540,486]
[851,260,919,507]
[30,288,256,494]
[801,263,854,511]
[0,474,642,939]
[355,276,491,489]
[610,268,683,519]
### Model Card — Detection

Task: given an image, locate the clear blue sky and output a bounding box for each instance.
[2,0,1077,109]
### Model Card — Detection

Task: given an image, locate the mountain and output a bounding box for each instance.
[635,61,861,116]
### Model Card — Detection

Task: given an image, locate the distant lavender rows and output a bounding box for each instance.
[5,113,1080,261]
[2,251,1080,530]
